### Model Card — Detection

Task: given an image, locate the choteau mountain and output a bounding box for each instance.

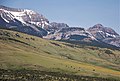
[0,5,120,48]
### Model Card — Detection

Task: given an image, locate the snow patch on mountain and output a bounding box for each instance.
[106,32,116,38]
[0,6,50,28]
[0,13,9,23]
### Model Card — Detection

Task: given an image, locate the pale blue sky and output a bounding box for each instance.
[0,0,120,34]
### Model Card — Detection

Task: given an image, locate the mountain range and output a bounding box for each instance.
[0,5,120,48]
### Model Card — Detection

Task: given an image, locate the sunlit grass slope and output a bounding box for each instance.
[0,29,120,79]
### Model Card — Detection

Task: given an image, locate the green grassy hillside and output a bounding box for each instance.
[0,29,120,80]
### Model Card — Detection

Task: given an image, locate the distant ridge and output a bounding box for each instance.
[0,5,120,48]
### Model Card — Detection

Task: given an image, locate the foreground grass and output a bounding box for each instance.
[0,69,119,81]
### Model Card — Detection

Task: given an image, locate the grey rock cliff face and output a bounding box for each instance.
[44,27,96,42]
[103,37,120,47]
[0,5,49,37]
[87,24,120,47]
[88,24,119,40]
[44,22,69,34]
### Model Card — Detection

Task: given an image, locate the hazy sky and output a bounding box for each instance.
[0,0,120,34]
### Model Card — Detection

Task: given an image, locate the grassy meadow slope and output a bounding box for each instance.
[0,29,120,80]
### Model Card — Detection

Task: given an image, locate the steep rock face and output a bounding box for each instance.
[88,24,120,47]
[44,22,69,34]
[88,24,119,40]
[44,27,96,42]
[0,5,49,37]
[103,37,120,47]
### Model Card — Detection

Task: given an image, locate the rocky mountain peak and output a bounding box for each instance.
[0,5,120,48]
[0,5,49,28]
[88,24,119,41]
[92,24,104,29]
[88,24,105,32]
[89,24,119,35]
[0,5,50,37]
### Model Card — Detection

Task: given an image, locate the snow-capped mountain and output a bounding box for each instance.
[87,24,120,47]
[0,5,49,28]
[87,24,119,40]
[0,5,49,37]
[0,5,120,48]
[45,24,120,48]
